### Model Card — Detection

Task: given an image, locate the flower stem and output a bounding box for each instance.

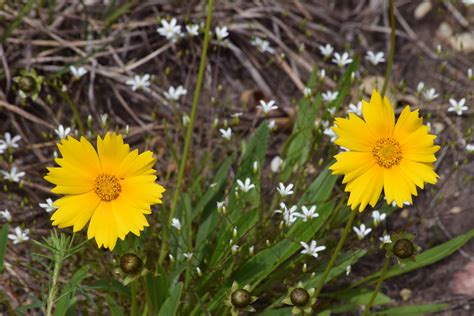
[158,0,214,265]
[313,210,357,300]
[362,256,390,316]
[46,255,62,316]
[131,280,138,316]
[381,0,395,97]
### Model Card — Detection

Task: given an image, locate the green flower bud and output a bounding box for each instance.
[393,238,415,259]
[231,289,251,308]
[120,253,143,274]
[290,287,310,307]
[18,75,36,93]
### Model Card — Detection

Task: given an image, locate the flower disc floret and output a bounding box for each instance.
[372,137,402,168]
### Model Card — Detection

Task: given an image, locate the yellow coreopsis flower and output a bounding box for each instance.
[330,90,439,211]
[45,132,165,250]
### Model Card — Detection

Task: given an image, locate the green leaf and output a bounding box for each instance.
[54,265,89,316]
[105,295,125,316]
[144,266,169,315]
[363,229,474,284]
[258,307,292,316]
[1,0,35,43]
[89,279,130,297]
[158,282,183,316]
[372,303,448,315]
[0,224,9,272]
[329,288,391,313]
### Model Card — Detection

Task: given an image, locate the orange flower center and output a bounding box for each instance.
[94,174,121,201]
[372,138,402,168]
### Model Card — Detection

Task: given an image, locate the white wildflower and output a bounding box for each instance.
[276,182,294,197]
[332,52,353,68]
[172,218,181,230]
[353,224,372,240]
[0,209,12,222]
[164,85,187,101]
[186,24,199,36]
[219,128,232,140]
[347,102,362,116]
[157,18,183,42]
[257,100,278,114]
[0,132,22,150]
[300,240,326,258]
[319,43,334,58]
[448,98,468,116]
[1,166,26,182]
[215,26,229,41]
[322,91,338,102]
[416,81,425,93]
[423,88,439,101]
[275,202,298,226]
[371,210,387,226]
[365,51,385,65]
[39,198,57,213]
[270,156,283,173]
[303,87,312,97]
[379,234,392,244]
[466,143,474,152]
[295,205,319,222]
[183,252,193,260]
[125,74,150,91]
[323,127,337,142]
[251,37,274,54]
[54,124,71,139]
[69,65,87,79]
[8,227,29,244]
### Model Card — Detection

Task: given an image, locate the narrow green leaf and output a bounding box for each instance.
[0,224,9,272]
[1,0,35,43]
[105,295,125,316]
[372,303,448,315]
[54,265,89,316]
[158,282,183,316]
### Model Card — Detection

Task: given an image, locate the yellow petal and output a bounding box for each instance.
[362,90,395,138]
[116,149,156,178]
[333,114,376,151]
[97,133,130,175]
[383,166,414,207]
[393,106,423,140]
[120,175,165,209]
[345,164,383,211]
[87,202,118,250]
[51,191,101,232]
[111,200,149,238]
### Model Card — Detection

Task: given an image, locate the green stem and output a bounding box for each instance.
[362,257,390,316]
[46,256,62,316]
[381,0,395,97]
[158,0,214,265]
[313,210,357,300]
[131,281,138,316]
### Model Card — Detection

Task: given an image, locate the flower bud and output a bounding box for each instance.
[290,288,310,306]
[393,238,415,259]
[120,253,143,274]
[18,76,36,93]
[231,289,251,308]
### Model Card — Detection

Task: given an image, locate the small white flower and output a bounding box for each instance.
[215,26,229,41]
[219,128,232,140]
[8,227,29,244]
[0,132,22,150]
[196,267,203,277]
[390,200,411,207]
[323,127,337,142]
[270,156,283,173]
[217,201,226,213]
[319,69,326,79]
[125,74,150,91]
[448,98,468,116]
[186,24,199,36]
[157,18,183,42]
[277,182,294,196]
[172,218,181,230]
[322,91,338,102]
[231,112,243,118]
[69,65,87,79]
[416,81,425,93]
[347,102,362,116]
[327,106,337,115]
[257,100,278,114]
[303,87,312,97]
[54,124,71,139]
[236,178,255,192]
[371,210,387,226]
[300,240,326,258]
[164,85,187,101]
[183,252,193,260]
[466,143,474,152]
[100,113,108,126]
[182,115,190,126]
[365,51,385,65]
[1,166,26,182]
[268,120,276,130]
[423,88,439,101]
[39,198,57,213]
[0,209,12,222]
[275,202,298,226]
[231,244,240,254]
[332,52,353,68]
[346,265,351,276]
[319,43,334,58]
[251,37,274,54]
[295,205,319,222]
[353,224,372,240]
[379,234,392,244]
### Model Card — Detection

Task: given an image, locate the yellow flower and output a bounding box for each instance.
[45,132,165,250]
[330,90,439,211]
